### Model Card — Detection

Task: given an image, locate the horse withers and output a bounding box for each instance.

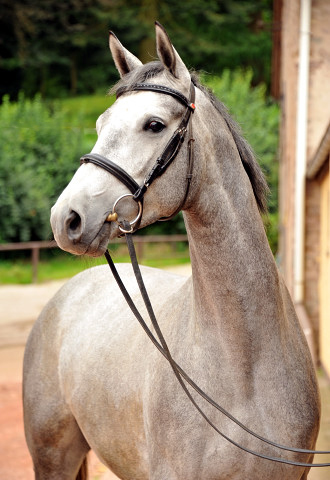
[23,23,320,480]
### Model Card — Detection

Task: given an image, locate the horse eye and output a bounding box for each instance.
[146,120,165,133]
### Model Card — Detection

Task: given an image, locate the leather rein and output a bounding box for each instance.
[80,80,330,467]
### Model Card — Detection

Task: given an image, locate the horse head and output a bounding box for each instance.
[51,23,195,256]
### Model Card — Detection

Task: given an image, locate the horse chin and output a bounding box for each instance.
[55,222,112,257]
[84,222,112,257]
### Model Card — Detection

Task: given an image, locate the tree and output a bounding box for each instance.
[0,0,273,99]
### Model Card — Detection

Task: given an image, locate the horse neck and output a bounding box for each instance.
[185,202,279,326]
[183,108,283,364]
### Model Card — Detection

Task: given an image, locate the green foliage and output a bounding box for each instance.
[156,0,273,86]
[0,0,273,99]
[59,94,115,129]
[0,94,87,242]
[0,245,190,284]
[0,72,279,253]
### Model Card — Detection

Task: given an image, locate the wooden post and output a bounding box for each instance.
[31,247,39,283]
[271,0,283,99]
[137,242,144,262]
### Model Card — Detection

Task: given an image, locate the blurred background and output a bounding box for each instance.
[0,1,330,478]
[1,0,329,389]
[0,0,279,279]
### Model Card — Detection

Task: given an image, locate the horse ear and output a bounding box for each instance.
[109,31,143,78]
[155,21,190,80]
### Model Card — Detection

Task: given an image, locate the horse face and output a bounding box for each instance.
[50,24,192,256]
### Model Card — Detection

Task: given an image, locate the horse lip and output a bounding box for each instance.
[84,222,112,257]
[55,220,112,257]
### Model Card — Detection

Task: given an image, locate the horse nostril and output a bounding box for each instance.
[66,210,83,242]
[69,211,81,231]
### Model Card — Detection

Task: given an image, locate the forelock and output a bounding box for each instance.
[109,61,165,96]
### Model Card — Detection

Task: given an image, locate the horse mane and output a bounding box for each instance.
[111,63,269,214]
[191,74,269,214]
[109,61,165,95]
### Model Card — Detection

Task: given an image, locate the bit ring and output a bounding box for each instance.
[107,194,142,233]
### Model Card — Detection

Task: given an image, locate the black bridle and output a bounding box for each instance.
[80,80,330,468]
[80,81,196,231]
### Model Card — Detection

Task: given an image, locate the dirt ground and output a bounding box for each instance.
[0,280,120,480]
[0,266,329,480]
[0,265,191,480]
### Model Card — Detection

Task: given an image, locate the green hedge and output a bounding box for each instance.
[0,74,279,251]
[0,94,87,242]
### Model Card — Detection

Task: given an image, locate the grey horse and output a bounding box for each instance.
[23,23,320,480]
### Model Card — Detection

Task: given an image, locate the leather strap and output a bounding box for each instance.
[97,76,330,468]
[133,82,195,204]
[104,234,330,468]
[80,153,139,194]
[117,83,195,111]
[158,91,195,221]
[132,127,188,202]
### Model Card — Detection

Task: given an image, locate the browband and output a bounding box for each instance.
[116,83,195,111]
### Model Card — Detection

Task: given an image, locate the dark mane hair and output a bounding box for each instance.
[109,61,165,95]
[111,63,269,214]
[191,73,269,214]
